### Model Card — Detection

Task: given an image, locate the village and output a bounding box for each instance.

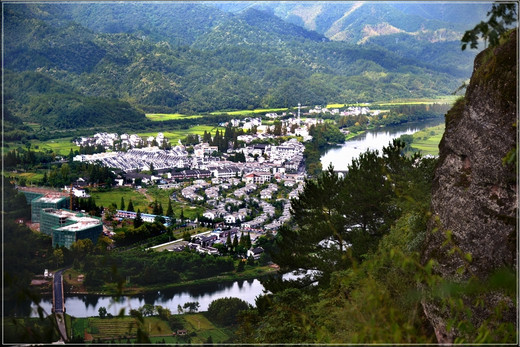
[18,106,382,260]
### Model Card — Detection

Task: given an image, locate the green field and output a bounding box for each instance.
[4,171,45,185]
[410,123,445,155]
[373,95,458,106]
[182,314,233,343]
[90,187,150,211]
[90,186,204,219]
[145,113,203,121]
[138,125,225,143]
[70,313,232,343]
[29,137,79,156]
[211,107,288,116]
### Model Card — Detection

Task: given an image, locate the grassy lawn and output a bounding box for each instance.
[89,186,205,219]
[138,125,224,143]
[90,187,151,212]
[345,130,366,141]
[410,123,445,156]
[145,113,203,121]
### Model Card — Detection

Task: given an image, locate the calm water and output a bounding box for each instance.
[31,279,265,317]
[321,118,444,171]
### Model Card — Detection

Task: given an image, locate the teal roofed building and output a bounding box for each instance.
[31,194,70,223]
[40,208,102,248]
[18,187,71,223]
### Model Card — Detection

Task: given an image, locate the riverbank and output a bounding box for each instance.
[62,265,278,296]
[344,130,366,141]
[321,118,445,171]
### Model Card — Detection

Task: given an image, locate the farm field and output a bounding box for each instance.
[145,113,203,121]
[4,171,45,186]
[373,95,458,106]
[211,107,288,116]
[410,123,445,155]
[182,314,233,343]
[30,137,79,156]
[70,313,232,343]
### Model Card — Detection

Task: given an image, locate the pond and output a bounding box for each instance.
[31,279,266,317]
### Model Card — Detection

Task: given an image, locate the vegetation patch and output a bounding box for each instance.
[29,137,79,156]
[71,313,232,344]
[211,107,288,116]
[145,113,203,121]
[410,124,446,156]
[374,95,458,106]
[138,125,224,143]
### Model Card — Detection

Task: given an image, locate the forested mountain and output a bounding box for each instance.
[4,2,490,130]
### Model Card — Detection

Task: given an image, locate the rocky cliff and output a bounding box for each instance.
[423,29,517,343]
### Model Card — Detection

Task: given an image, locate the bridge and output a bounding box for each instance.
[52,269,68,342]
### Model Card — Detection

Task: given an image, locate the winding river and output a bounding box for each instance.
[321,118,444,171]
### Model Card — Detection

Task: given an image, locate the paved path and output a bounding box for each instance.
[53,269,68,342]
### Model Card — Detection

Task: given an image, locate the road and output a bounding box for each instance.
[53,269,68,342]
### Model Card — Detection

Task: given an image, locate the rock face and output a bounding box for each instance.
[423,29,517,343]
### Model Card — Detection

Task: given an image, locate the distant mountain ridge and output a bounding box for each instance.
[3,2,490,130]
[211,1,491,43]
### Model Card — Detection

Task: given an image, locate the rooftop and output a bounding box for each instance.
[36,193,69,203]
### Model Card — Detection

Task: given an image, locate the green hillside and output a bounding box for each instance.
[3,2,486,131]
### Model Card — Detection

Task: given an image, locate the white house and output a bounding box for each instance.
[247,247,264,260]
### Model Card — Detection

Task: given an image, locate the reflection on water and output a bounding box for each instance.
[321,119,444,171]
[31,279,266,318]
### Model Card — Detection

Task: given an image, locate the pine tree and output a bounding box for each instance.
[127,200,134,212]
[120,197,125,210]
[226,232,232,249]
[240,231,245,247]
[233,234,239,249]
[134,209,143,228]
[153,199,160,215]
[158,202,164,215]
[166,199,174,217]
[246,231,252,249]
[41,171,48,185]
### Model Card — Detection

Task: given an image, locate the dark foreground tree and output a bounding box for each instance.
[207,297,250,326]
[270,140,424,288]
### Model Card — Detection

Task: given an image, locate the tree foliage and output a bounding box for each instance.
[207,297,251,326]
[271,140,426,287]
[461,3,517,50]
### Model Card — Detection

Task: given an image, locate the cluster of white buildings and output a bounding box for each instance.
[73,146,189,171]
[74,132,167,149]
[307,105,381,117]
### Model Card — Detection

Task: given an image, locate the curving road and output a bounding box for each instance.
[53,269,68,342]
